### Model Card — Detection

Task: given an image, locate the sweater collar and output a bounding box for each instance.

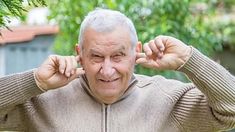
[79,74,138,104]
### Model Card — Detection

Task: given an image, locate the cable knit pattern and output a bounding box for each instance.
[0,48,235,132]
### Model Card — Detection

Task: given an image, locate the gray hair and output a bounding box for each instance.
[78,8,138,50]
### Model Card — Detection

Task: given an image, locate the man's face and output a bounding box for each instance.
[79,26,137,104]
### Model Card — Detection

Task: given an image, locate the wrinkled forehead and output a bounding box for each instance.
[81,27,133,52]
[89,44,127,53]
[84,42,134,57]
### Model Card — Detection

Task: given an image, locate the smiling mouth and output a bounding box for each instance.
[98,78,119,83]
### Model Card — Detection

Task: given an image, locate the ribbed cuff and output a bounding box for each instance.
[17,69,44,100]
[177,47,213,77]
[33,69,47,92]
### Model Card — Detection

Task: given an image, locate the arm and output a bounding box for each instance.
[0,70,42,130]
[136,35,235,131]
[175,47,235,131]
[0,55,84,110]
[0,55,85,129]
[0,70,41,110]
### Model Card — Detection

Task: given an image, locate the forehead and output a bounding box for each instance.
[82,27,132,54]
[89,44,127,54]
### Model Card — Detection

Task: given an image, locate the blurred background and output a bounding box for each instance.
[0,0,235,131]
[1,0,235,80]
[0,0,235,132]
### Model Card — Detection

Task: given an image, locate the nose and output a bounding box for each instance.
[100,58,115,78]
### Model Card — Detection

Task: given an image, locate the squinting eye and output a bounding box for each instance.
[92,54,101,58]
[112,53,125,61]
[91,54,103,62]
[113,54,121,58]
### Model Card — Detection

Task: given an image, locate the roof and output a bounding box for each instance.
[0,25,59,45]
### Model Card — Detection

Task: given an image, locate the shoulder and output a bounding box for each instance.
[135,74,187,88]
[26,78,84,105]
[134,74,197,101]
[41,78,84,98]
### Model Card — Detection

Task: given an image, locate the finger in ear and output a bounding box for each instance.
[75,44,80,55]
[136,41,142,53]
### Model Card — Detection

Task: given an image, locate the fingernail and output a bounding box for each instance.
[66,72,71,77]
[60,69,64,74]
[78,70,85,75]
[71,70,74,75]
[147,52,152,56]
[82,70,85,74]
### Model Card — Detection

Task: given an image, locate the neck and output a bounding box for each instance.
[80,74,138,104]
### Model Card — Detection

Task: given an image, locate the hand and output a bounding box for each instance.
[136,35,192,70]
[34,55,85,91]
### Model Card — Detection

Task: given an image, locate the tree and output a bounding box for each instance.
[0,0,46,29]
[48,0,223,81]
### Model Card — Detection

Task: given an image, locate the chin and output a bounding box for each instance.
[98,91,121,101]
[100,91,119,98]
[100,96,119,104]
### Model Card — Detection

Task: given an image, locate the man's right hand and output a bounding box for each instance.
[34,55,85,91]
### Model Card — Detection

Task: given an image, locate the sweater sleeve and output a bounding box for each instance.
[0,69,43,111]
[172,47,235,131]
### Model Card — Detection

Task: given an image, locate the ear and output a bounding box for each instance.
[75,44,80,55]
[135,41,142,53]
[75,44,83,66]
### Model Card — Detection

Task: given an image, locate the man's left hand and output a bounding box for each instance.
[136,35,192,70]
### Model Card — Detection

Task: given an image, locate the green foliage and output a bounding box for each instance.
[49,0,223,81]
[0,0,46,29]
[220,0,235,12]
[219,21,235,50]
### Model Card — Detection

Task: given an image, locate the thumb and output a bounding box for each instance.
[135,53,161,69]
[67,67,85,81]
[136,57,148,64]
[136,53,148,64]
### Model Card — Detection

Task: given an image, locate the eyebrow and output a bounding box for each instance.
[90,49,102,54]
[118,45,126,51]
[90,45,126,54]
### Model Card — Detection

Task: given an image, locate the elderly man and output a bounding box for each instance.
[0,8,235,132]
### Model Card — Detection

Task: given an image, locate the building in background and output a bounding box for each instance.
[0,25,59,76]
[0,7,59,77]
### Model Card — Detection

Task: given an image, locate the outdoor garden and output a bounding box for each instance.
[1,0,235,131]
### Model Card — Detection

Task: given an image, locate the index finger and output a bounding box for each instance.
[154,36,165,51]
[76,55,81,63]
[143,43,152,57]
[136,53,147,60]
[76,55,83,68]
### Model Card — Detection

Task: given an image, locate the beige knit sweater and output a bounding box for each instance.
[0,48,235,132]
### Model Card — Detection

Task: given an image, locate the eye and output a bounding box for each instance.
[92,54,101,58]
[91,54,104,62]
[112,53,125,62]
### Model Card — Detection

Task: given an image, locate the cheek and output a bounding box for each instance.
[115,59,135,74]
[83,61,101,77]
[125,57,136,68]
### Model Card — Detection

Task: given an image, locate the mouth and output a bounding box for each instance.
[98,78,119,83]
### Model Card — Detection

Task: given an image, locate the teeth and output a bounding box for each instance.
[100,79,112,82]
[99,78,118,82]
